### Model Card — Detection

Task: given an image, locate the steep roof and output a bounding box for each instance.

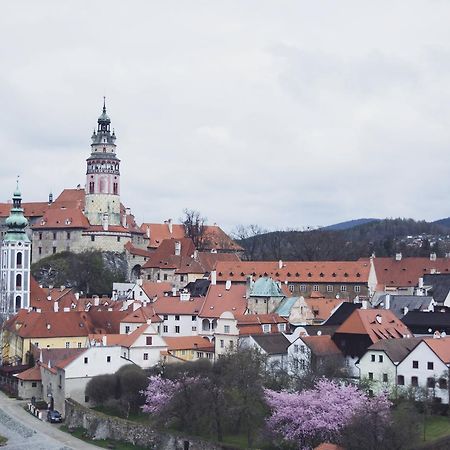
[375,295,434,318]
[323,302,361,326]
[124,241,152,258]
[121,306,162,324]
[250,277,284,297]
[214,260,371,283]
[141,282,172,300]
[424,273,450,304]
[105,324,155,347]
[0,202,49,218]
[301,335,342,357]
[305,298,343,323]
[251,333,291,355]
[152,297,205,315]
[367,337,423,364]
[15,365,42,381]
[336,309,411,344]
[401,311,450,332]
[53,188,85,209]
[425,337,450,364]
[142,238,197,270]
[140,222,242,252]
[199,284,247,318]
[372,256,450,289]
[31,206,89,229]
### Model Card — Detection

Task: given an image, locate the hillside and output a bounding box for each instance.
[238,218,450,261]
[321,218,379,231]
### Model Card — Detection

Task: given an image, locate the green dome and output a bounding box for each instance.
[250,277,284,297]
[98,110,111,123]
[5,211,28,229]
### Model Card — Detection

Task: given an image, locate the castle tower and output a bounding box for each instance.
[0,181,31,318]
[84,99,121,226]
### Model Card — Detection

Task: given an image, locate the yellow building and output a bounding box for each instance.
[162,336,214,363]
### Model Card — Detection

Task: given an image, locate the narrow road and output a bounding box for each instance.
[0,391,99,450]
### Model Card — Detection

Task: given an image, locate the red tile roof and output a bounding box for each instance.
[336,309,411,344]
[140,222,242,252]
[199,284,247,318]
[164,336,214,352]
[305,298,343,323]
[301,335,342,357]
[152,297,205,315]
[53,188,85,209]
[121,306,163,324]
[31,206,90,229]
[124,241,152,258]
[15,365,42,381]
[0,202,49,218]
[424,336,450,364]
[105,324,155,347]
[141,282,173,300]
[142,238,197,270]
[372,256,450,289]
[214,260,371,283]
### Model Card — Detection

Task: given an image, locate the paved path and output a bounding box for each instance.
[0,392,99,450]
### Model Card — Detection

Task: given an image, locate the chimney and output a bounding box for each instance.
[211,270,217,286]
[246,275,253,298]
[167,218,173,234]
[418,277,424,289]
[174,241,181,256]
[137,278,143,287]
[102,213,109,231]
[102,335,107,346]
[430,253,437,261]
[395,253,402,261]
[74,292,80,301]
[133,302,141,311]
[93,295,100,306]
[385,294,390,310]
[48,192,53,205]
[53,302,59,313]
[122,214,127,228]
[172,287,177,297]
[403,306,409,316]
[278,260,283,270]
[225,280,232,291]
[146,225,151,239]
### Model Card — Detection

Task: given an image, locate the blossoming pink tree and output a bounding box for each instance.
[264,379,391,449]
[141,375,180,414]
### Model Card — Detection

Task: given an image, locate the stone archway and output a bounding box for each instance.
[130,264,142,282]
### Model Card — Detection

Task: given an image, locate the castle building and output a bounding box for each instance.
[31,102,146,263]
[0,183,31,318]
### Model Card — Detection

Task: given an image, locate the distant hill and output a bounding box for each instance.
[432,217,450,229]
[238,218,450,261]
[321,218,379,231]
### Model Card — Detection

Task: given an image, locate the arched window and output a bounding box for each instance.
[89,181,95,194]
[15,295,21,311]
[16,274,22,288]
[16,252,22,267]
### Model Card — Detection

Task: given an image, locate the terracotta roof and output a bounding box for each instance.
[15,365,42,381]
[105,324,155,347]
[140,222,242,252]
[425,337,450,364]
[336,309,411,344]
[199,284,247,318]
[85,225,133,234]
[0,202,49,218]
[53,188,85,209]
[32,206,89,229]
[214,260,371,283]
[29,276,53,311]
[196,252,241,272]
[301,335,342,357]
[121,305,162,324]
[164,336,214,352]
[314,444,344,450]
[305,298,343,323]
[141,282,173,300]
[142,238,197,269]
[124,241,152,258]
[236,313,288,335]
[35,347,87,369]
[152,297,205,315]
[372,256,450,289]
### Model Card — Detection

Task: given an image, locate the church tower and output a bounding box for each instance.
[0,181,31,318]
[84,99,121,226]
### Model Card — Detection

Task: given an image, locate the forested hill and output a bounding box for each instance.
[237,218,450,261]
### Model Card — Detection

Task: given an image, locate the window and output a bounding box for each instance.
[192,326,197,331]
[197,352,204,358]
[163,314,168,320]
[398,375,405,385]
[84,357,88,364]
[300,345,305,354]
[224,325,230,334]
[368,372,373,380]
[16,274,22,288]
[163,274,168,281]
[300,359,306,370]
[175,326,180,333]
[53,232,57,240]
[411,376,418,387]
[371,354,375,362]
[354,285,361,293]
[229,340,234,349]
[85,396,89,403]
[65,342,70,349]
[300,285,307,292]
[340,285,347,292]
[379,355,383,363]
[262,324,270,333]
[294,344,299,353]
[412,360,419,369]
[288,284,294,292]
[143,353,149,361]
[91,235,95,242]
[427,377,435,388]
[180,275,185,282]
[163,325,168,333]
[52,246,57,254]
[220,340,224,348]
[175,315,180,321]
[327,285,333,292]
[31,382,37,388]
[117,236,121,242]
[439,378,448,390]
[125,326,130,334]
[67,232,71,240]
[427,362,434,370]
[38,247,42,255]
[313,285,319,292]
[39,232,42,240]
[16,252,22,267]
[78,342,82,348]
[107,356,111,363]
[192,315,196,321]
[383,373,388,383]
[293,360,299,370]
[146,336,153,345]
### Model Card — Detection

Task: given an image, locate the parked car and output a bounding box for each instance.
[47,410,62,423]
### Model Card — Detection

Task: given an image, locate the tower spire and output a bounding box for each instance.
[103,96,106,113]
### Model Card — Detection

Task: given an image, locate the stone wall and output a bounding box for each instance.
[65,398,238,450]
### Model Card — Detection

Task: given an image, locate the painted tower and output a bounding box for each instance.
[84,99,121,226]
[0,182,31,318]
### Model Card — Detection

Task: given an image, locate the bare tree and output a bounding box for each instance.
[181,209,208,250]
[231,224,266,260]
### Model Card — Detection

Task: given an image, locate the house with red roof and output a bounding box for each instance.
[162,336,214,363]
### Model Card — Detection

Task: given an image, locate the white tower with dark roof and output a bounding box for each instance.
[0,181,31,318]
[84,99,121,226]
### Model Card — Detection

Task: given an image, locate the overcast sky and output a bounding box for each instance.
[1,1,450,232]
